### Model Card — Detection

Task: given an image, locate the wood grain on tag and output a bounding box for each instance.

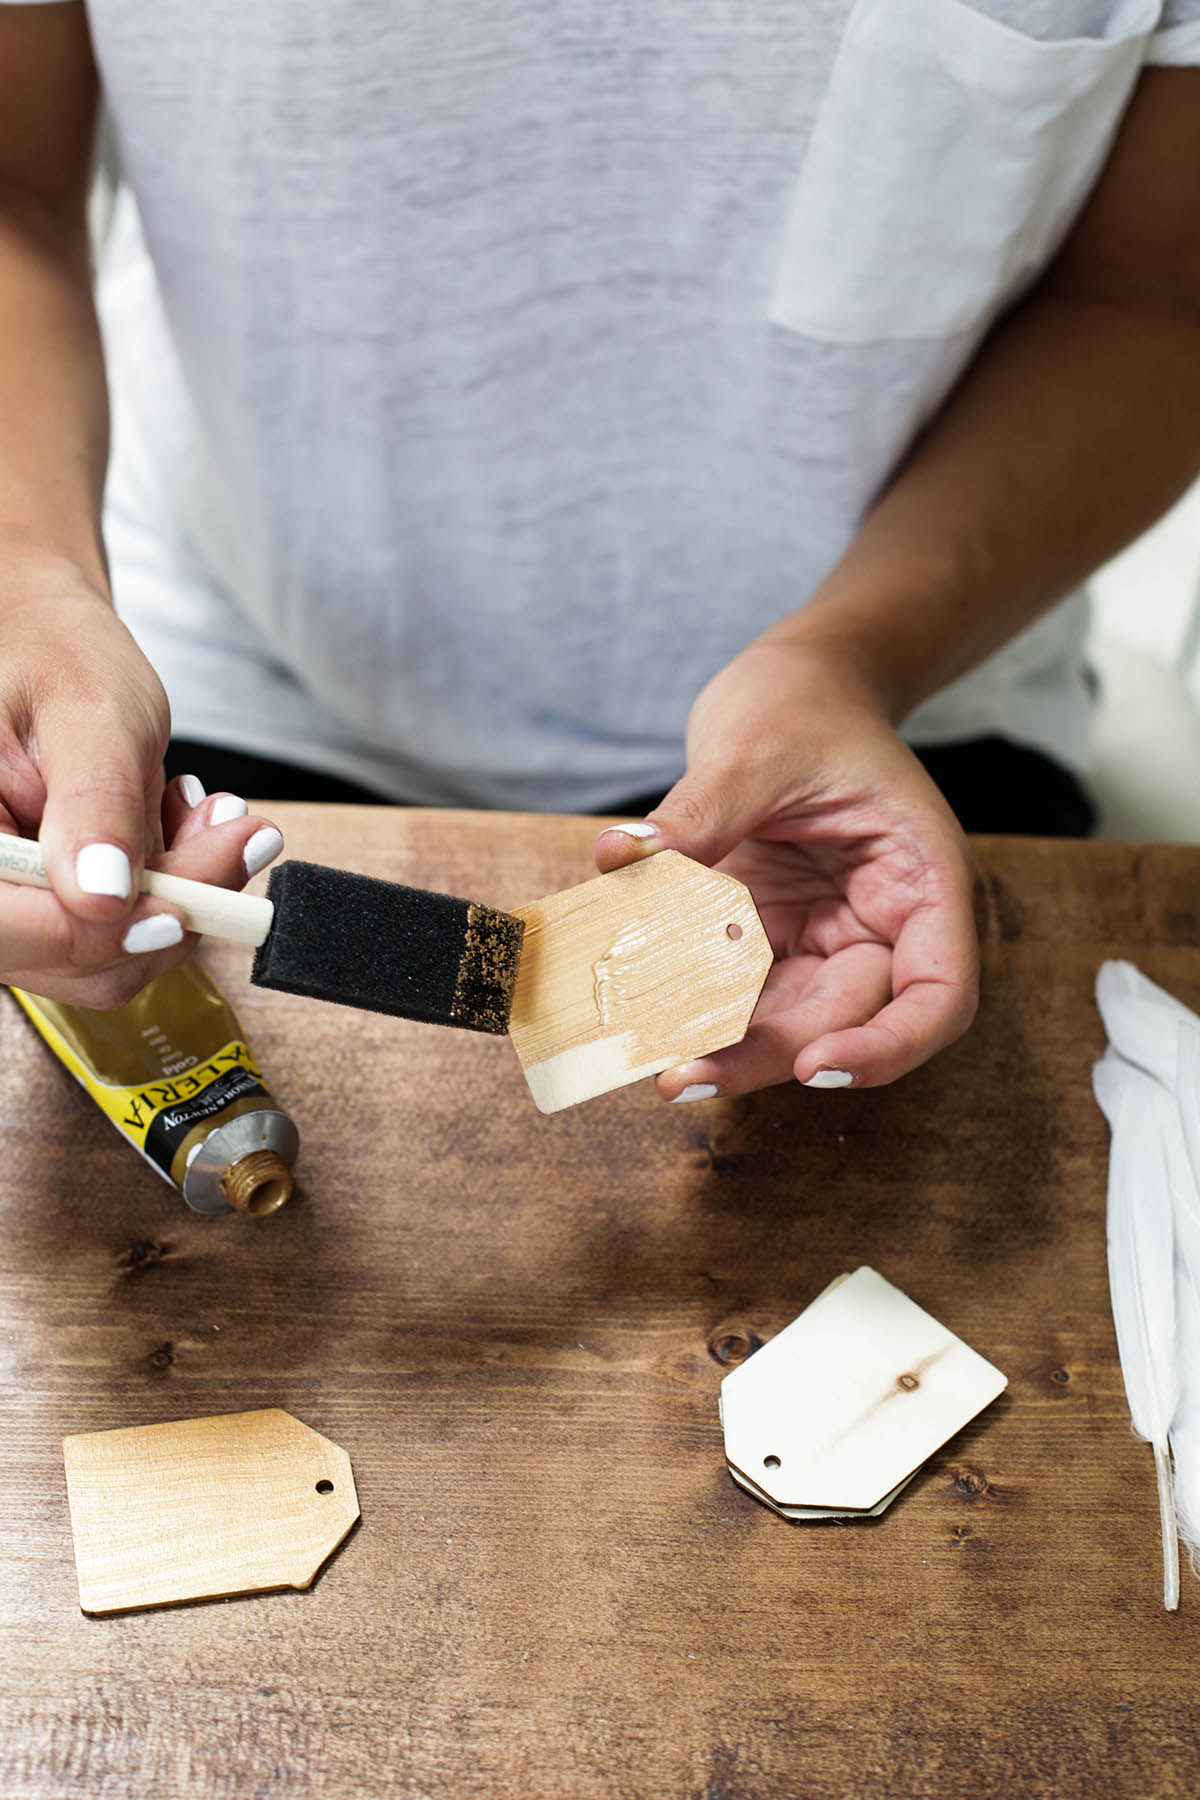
[508,850,772,1112]
[62,1408,358,1614]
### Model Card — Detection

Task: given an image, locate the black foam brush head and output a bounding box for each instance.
[250,861,525,1034]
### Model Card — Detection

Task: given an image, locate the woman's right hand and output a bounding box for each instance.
[1,567,282,1007]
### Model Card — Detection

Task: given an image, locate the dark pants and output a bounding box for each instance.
[165,732,1094,838]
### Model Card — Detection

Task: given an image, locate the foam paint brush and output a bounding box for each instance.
[0,833,524,1034]
[1,834,775,1105]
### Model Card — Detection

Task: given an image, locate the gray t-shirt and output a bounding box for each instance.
[52,1,1200,804]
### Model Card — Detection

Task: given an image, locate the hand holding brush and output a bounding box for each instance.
[0,828,525,1033]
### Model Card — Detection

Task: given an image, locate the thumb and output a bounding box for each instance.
[36,699,161,923]
[595,760,772,874]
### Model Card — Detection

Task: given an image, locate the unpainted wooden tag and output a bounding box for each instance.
[725,1459,918,1521]
[62,1408,358,1614]
[508,850,773,1113]
[720,1267,1006,1519]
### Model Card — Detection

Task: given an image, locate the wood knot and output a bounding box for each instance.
[1049,1367,1070,1385]
[148,1342,174,1371]
[951,1468,990,1498]
[708,1329,763,1367]
[695,1136,734,1173]
[951,1524,972,1545]
[897,1372,919,1392]
[117,1240,169,1273]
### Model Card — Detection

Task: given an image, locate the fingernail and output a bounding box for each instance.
[243,826,284,876]
[210,793,248,825]
[179,773,207,808]
[76,842,132,899]
[604,821,662,858]
[122,913,185,955]
[671,1083,720,1103]
[804,1069,854,1089]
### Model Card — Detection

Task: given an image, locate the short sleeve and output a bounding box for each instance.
[1148,2,1200,62]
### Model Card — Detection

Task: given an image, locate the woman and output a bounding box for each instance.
[1,0,1198,1102]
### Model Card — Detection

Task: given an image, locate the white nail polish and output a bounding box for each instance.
[609,821,659,840]
[122,914,185,955]
[209,794,248,825]
[804,1069,854,1089]
[672,1083,720,1103]
[75,842,132,899]
[243,826,284,876]
[179,773,207,808]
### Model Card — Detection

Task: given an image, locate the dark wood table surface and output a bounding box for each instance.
[2,809,1199,1799]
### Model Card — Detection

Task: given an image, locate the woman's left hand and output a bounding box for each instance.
[594,637,979,1100]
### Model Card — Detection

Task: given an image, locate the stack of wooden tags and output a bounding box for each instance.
[719,1267,1007,1521]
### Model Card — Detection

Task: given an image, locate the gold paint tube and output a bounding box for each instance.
[9,961,299,1217]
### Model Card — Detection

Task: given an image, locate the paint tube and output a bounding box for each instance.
[9,960,299,1216]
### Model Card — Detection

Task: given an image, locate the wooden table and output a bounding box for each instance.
[2,811,1199,1799]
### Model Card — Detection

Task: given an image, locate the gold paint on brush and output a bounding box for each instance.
[452,902,526,1034]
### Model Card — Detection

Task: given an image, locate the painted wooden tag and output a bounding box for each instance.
[720,1267,1006,1517]
[62,1408,358,1614]
[508,850,773,1113]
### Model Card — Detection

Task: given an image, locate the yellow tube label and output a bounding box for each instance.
[10,988,269,1183]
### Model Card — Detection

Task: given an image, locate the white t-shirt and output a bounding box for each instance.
[20,1,1200,807]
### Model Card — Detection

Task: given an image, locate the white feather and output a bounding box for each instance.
[1170,1020,1200,1570]
[1091,1048,1180,1610]
[1169,1222,1200,1574]
[1175,1019,1200,1201]
[1096,959,1200,1088]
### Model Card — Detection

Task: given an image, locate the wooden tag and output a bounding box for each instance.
[507,850,773,1113]
[62,1408,358,1614]
[725,1460,918,1521]
[720,1268,1006,1517]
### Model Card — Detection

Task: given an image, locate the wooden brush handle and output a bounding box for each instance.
[0,831,274,948]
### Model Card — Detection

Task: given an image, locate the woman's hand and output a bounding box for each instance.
[0,568,282,1007]
[589,62,1200,1106]
[595,637,978,1099]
